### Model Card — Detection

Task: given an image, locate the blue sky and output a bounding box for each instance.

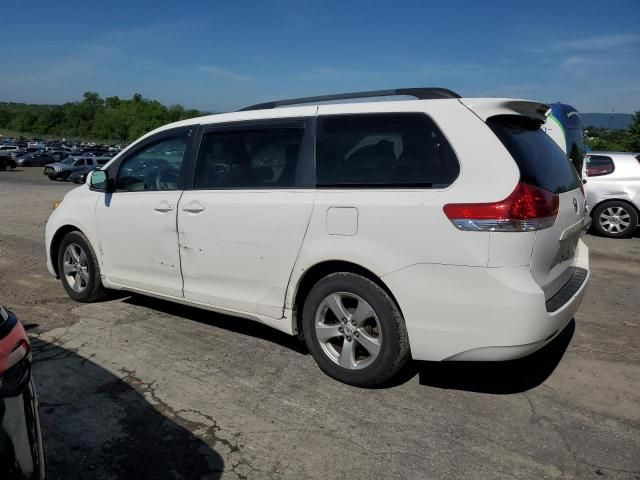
[2,0,639,113]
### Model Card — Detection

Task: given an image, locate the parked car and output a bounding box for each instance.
[49,150,73,163]
[0,145,19,153]
[0,306,46,479]
[45,88,590,386]
[584,151,640,238]
[0,154,17,171]
[16,152,54,167]
[44,156,110,181]
[10,148,40,159]
[69,166,102,184]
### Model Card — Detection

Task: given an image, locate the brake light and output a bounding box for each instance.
[2,340,30,374]
[0,308,30,376]
[443,182,559,232]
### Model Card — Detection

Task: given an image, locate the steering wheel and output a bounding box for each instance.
[155,169,179,190]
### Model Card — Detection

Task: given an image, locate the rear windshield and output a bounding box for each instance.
[487,115,581,193]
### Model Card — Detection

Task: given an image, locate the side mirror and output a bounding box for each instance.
[89,170,114,192]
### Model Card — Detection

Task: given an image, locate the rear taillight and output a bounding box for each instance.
[443,182,559,232]
[0,307,31,376]
[586,164,614,177]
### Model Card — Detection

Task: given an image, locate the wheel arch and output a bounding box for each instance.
[291,260,403,338]
[590,198,640,218]
[50,224,83,277]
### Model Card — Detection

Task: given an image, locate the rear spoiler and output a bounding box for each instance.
[459,98,550,124]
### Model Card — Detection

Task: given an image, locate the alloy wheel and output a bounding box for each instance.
[314,292,381,370]
[62,243,90,292]
[599,206,631,234]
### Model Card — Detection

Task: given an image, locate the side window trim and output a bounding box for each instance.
[185,117,316,190]
[105,126,196,193]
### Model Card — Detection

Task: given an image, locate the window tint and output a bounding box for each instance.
[193,127,304,189]
[74,159,86,166]
[315,113,459,187]
[97,159,109,165]
[565,127,584,173]
[586,155,615,177]
[487,115,581,193]
[116,136,188,191]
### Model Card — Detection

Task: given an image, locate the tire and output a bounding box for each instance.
[1,161,9,171]
[57,231,106,302]
[301,272,410,387]
[592,201,638,238]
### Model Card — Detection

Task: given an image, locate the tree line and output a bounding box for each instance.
[0,92,208,143]
[584,112,640,152]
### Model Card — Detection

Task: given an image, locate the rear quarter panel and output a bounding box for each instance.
[285,99,520,308]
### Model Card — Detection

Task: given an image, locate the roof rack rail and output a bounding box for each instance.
[238,87,461,111]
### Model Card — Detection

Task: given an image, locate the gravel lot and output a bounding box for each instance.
[1,168,639,480]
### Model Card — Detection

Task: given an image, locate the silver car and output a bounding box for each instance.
[585,151,640,238]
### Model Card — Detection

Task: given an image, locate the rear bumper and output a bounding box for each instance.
[382,239,590,361]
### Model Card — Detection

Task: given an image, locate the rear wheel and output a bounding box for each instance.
[57,231,106,302]
[593,201,638,238]
[301,272,410,387]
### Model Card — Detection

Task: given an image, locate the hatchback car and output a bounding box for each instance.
[45,88,590,386]
[584,152,640,238]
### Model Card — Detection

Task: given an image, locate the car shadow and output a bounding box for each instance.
[119,293,572,394]
[30,337,224,480]
[123,293,309,355]
[410,320,575,394]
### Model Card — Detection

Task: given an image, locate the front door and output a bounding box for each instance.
[95,131,192,297]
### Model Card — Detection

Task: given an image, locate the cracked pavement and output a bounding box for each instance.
[1,169,639,479]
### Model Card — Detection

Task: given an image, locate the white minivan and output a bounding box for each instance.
[45,88,590,386]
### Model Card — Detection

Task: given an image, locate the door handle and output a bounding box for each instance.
[181,201,205,214]
[153,201,174,213]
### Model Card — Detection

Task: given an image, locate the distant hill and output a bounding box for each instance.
[581,113,634,130]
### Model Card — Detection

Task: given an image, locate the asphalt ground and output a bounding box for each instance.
[1,168,639,479]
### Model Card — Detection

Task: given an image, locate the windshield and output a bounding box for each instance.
[61,157,76,164]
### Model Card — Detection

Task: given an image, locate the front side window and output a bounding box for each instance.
[74,159,86,166]
[116,135,188,191]
[193,127,304,189]
[316,113,459,188]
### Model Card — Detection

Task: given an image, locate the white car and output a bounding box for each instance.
[584,151,640,238]
[45,88,590,386]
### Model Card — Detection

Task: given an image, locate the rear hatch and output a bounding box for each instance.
[487,115,585,298]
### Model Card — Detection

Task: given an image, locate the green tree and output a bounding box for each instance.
[626,111,640,152]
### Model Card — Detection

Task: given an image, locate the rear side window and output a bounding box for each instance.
[316,113,459,188]
[586,155,615,177]
[488,115,581,193]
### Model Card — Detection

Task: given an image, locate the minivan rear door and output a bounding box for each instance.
[178,116,316,319]
[487,115,586,298]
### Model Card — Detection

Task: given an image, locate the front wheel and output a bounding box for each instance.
[302,272,410,387]
[57,231,106,302]
[592,201,638,238]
